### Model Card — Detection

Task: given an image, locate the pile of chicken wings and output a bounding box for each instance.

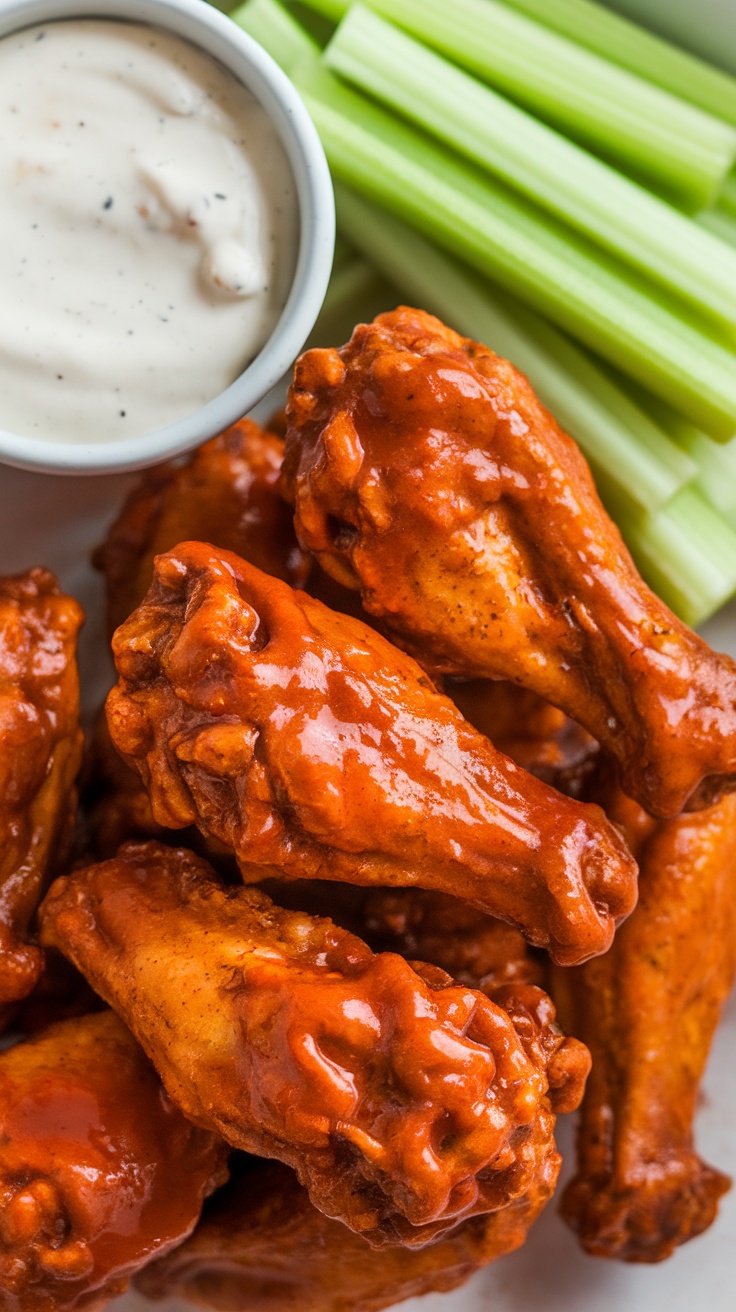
[2,308,736,1311]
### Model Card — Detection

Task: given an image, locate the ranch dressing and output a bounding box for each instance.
[0,19,298,443]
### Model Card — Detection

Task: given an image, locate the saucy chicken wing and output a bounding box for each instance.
[0,568,83,1023]
[89,420,310,858]
[555,788,736,1262]
[281,308,736,818]
[135,1155,552,1312]
[104,542,637,965]
[0,1010,227,1312]
[39,841,589,1247]
[94,418,309,636]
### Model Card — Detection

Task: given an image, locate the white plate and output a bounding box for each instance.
[2,3,736,1308]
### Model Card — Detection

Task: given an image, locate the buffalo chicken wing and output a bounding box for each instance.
[89,420,310,859]
[282,308,736,818]
[135,1156,552,1312]
[0,1010,227,1312]
[104,542,637,965]
[0,568,83,1023]
[555,788,736,1261]
[39,841,589,1247]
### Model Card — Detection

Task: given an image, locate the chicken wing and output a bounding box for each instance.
[135,1155,551,1312]
[94,418,309,636]
[89,421,310,858]
[39,841,589,1247]
[281,307,736,818]
[555,788,736,1262]
[0,568,83,1023]
[0,1010,227,1312]
[104,542,637,965]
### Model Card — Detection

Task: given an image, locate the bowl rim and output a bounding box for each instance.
[0,0,335,475]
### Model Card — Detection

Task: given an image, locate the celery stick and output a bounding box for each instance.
[610,486,736,627]
[618,380,736,520]
[231,0,318,72]
[306,254,395,349]
[684,433,736,520]
[330,233,356,274]
[499,0,736,128]
[284,2,335,46]
[326,7,736,327]
[698,206,736,250]
[334,184,695,514]
[301,0,736,209]
[295,65,736,437]
[718,171,736,218]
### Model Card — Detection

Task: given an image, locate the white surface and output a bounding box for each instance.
[0,0,334,474]
[1,1,735,1309]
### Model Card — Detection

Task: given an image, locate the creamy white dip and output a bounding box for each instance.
[0,19,298,443]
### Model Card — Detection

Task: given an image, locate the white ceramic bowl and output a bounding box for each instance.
[0,0,335,475]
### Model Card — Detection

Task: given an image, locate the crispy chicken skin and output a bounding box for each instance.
[0,569,83,1022]
[94,419,310,636]
[135,1156,552,1312]
[39,841,589,1248]
[281,307,736,818]
[555,789,736,1262]
[103,542,637,965]
[0,1010,228,1312]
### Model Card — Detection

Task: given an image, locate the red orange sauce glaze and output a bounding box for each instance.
[0,1011,227,1311]
[105,542,637,966]
[282,308,736,819]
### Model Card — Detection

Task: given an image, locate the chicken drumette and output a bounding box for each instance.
[555,787,736,1262]
[135,1156,551,1312]
[39,840,589,1247]
[0,568,83,1023]
[0,1010,227,1312]
[103,542,637,965]
[281,307,736,818]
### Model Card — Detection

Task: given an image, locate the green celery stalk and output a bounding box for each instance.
[681,432,736,521]
[283,2,336,46]
[609,486,736,627]
[231,0,318,71]
[325,6,736,328]
[717,170,736,218]
[620,381,736,521]
[334,184,695,514]
[294,65,736,438]
[498,0,736,127]
[698,205,736,249]
[300,0,736,209]
[306,253,396,349]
